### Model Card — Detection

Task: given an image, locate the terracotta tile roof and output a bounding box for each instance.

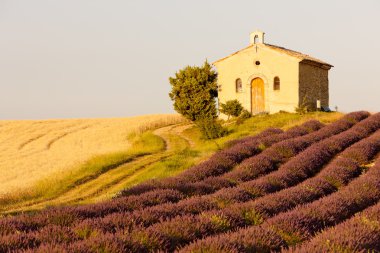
[213,43,333,68]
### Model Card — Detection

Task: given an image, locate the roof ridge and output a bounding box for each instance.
[213,43,333,68]
[263,43,333,67]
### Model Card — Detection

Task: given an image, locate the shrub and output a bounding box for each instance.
[219,100,244,120]
[195,118,226,140]
[236,109,251,125]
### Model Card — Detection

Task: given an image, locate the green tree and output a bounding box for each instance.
[169,61,218,121]
[220,99,244,120]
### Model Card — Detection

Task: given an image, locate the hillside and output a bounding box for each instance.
[0,112,339,214]
[3,112,380,252]
[0,115,184,211]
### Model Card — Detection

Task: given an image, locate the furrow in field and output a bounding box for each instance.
[1,122,90,160]
[45,125,92,150]
[181,153,380,253]
[288,196,380,252]
[18,134,47,150]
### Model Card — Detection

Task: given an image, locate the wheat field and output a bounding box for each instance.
[0,114,184,196]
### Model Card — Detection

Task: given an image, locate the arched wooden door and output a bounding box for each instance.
[251,78,265,114]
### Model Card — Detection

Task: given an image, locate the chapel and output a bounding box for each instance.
[213,31,333,116]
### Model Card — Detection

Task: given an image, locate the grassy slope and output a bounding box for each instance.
[0,112,342,215]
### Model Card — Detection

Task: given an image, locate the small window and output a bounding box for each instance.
[255,61,261,66]
[235,78,242,92]
[274,77,280,90]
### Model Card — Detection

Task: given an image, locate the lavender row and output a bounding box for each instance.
[121,121,322,197]
[0,121,324,237]
[126,129,380,252]
[176,127,285,181]
[0,113,366,240]
[129,110,373,202]
[120,128,286,197]
[225,127,283,147]
[243,129,380,218]
[222,111,370,182]
[212,112,380,205]
[57,111,377,231]
[5,118,380,253]
[123,111,369,198]
[0,189,184,236]
[0,122,318,238]
[63,127,380,253]
[150,111,369,198]
[0,121,322,234]
[67,112,368,229]
[181,154,380,252]
[289,200,380,252]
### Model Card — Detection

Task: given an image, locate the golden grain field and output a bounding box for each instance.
[0,114,184,196]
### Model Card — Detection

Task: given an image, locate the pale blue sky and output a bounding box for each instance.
[0,0,379,119]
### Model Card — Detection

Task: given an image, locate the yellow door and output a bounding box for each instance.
[251,78,265,114]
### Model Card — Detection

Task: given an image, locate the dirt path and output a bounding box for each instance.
[153,125,177,151]
[172,124,195,148]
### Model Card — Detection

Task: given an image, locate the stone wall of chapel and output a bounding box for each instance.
[299,63,329,111]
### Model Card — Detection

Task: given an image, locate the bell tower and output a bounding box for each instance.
[250,30,265,45]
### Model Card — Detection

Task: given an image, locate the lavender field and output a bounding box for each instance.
[1,111,380,252]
